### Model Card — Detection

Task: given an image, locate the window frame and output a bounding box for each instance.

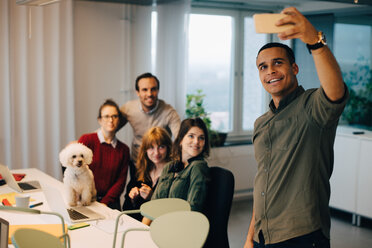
[188,7,272,142]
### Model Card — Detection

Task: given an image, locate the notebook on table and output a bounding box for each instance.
[42,185,104,223]
[0,164,41,193]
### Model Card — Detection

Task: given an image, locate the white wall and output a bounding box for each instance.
[74,1,127,142]
[73,1,153,144]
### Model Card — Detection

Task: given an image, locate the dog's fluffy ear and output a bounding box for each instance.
[79,143,93,165]
[59,145,70,167]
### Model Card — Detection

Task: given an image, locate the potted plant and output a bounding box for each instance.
[185,89,227,147]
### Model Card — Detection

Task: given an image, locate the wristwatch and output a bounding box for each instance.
[306,31,327,54]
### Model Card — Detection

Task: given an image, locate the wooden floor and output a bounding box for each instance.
[228,198,372,248]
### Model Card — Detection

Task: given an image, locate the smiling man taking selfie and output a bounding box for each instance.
[244,7,348,248]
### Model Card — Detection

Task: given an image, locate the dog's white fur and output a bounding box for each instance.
[59,143,97,206]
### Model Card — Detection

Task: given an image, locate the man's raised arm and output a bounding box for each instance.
[277,7,345,101]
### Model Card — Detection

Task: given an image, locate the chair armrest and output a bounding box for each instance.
[112,210,141,248]
[40,211,67,238]
[120,228,149,248]
[58,233,71,248]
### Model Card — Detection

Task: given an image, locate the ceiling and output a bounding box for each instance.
[78,0,178,5]
[191,0,372,14]
[200,0,372,5]
[78,0,372,15]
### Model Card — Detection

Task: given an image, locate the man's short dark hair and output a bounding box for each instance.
[135,72,160,91]
[257,42,296,64]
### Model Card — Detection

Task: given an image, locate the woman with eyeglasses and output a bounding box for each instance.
[122,127,172,220]
[143,117,210,225]
[78,99,130,210]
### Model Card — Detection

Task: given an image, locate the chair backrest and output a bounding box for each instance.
[203,166,234,248]
[113,198,191,248]
[0,218,9,248]
[11,228,65,248]
[140,198,191,220]
[0,206,69,248]
[150,211,209,248]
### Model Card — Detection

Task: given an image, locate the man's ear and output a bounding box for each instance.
[292,62,299,75]
[136,90,140,97]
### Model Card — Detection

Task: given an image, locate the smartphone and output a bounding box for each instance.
[253,13,293,33]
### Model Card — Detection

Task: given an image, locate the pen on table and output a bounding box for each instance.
[29,202,43,208]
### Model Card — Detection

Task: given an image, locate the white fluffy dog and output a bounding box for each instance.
[59,143,97,206]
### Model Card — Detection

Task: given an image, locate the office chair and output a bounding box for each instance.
[0,206,70,248]
[112,198,191,248]
[0,217,10,248]
[203,166,235,248]
[121,210,209,248]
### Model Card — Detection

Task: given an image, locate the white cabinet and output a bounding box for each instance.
[330,126,372,224]
[330,135,359,213]
[356,140,372,218]
[208,145,257,199]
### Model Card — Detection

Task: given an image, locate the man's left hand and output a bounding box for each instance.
[276,7,319,45]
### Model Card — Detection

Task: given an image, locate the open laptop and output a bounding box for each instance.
[42,185,104,223]
[0,164,41,193]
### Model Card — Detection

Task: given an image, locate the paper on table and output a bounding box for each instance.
[0,192,18,205]
[92,215,148,234]
[0,192,35,205]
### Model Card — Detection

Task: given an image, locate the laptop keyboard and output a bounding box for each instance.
[67,209,89,220]
[18,182,37,190]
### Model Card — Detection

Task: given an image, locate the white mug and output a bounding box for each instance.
[15,195,30,208]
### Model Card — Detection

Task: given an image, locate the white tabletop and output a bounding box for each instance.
[0,168,158,248]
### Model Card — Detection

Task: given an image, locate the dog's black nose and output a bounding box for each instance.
[78,161,83,166]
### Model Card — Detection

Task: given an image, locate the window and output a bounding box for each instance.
[188,12,233,132]
[187,8,269,140]
[242,17,268,131]
[334,17,372,128]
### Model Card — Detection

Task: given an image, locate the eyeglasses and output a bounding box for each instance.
[101,115,119,121]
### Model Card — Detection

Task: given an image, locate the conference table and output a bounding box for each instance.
[0,168,158,248]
